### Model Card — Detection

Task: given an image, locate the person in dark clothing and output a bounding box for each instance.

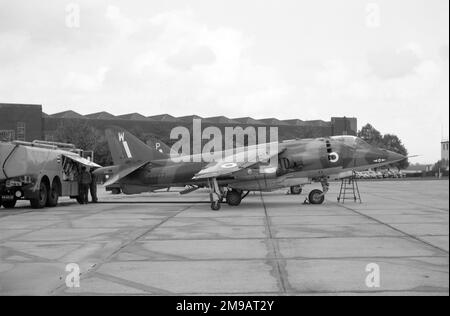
[79,166,92,204]
[89,169,98,203]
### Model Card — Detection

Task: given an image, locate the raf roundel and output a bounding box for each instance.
[328,152,340,163]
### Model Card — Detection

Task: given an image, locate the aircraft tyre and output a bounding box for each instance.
[226,190,242,206]
[290,185,302,195]
[309,189,325,205]
[211,200,221,211]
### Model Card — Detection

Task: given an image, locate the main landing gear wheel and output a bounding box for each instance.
[290,185,302,195]
[226,190,243,206]
[308,189,325,205]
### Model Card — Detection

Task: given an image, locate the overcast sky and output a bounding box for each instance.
[0,0,448,163]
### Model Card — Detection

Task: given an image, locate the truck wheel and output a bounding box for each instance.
[30,181,48,209]
[2,199,17,209]
[47,183,59,207]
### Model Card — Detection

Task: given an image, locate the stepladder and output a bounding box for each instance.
[337,171,362,203]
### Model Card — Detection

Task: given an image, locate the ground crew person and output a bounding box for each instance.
[79,166,92,204]
[90,169,98,203]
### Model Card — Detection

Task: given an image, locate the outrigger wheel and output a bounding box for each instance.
[208,178,223,211]
[211,200,221,211]
[308,189,325,205]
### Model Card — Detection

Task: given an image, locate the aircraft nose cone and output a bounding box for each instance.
[386,150,406,163]
[352,138,407,168]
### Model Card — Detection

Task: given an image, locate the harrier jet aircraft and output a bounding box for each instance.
[95,127,406,210]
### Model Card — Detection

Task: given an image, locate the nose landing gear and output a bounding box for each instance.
[308,189,325,204]
[306,179,329,205]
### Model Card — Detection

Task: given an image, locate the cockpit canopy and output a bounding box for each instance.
[331,135,373,150]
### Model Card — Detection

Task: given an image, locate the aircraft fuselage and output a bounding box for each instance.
[117,135,405,193]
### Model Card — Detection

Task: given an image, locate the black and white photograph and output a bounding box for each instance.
[0,0,448,300]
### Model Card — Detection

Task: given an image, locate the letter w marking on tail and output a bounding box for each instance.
[118,132,133,159]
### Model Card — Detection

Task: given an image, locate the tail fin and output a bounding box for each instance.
[146,136,180,158]
[105,127,169,165]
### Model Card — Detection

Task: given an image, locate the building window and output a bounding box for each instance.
[16,122,26,141]
[0,130,15,141]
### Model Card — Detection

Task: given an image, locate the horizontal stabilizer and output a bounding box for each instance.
[102,161,149,187]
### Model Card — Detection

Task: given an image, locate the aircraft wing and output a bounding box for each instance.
[102,161,149,187]
[62,154,101,169]
[193,142,281,179]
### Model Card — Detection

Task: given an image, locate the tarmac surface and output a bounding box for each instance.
[0,180,448,295]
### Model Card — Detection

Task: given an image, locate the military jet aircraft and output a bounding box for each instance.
[95,127,406,210]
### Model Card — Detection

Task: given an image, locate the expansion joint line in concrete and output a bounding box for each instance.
[49,204,195,295]
[369,192,449,213]
[335,203,449,255]
[257,190,290,294]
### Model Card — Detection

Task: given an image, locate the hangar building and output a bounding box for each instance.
[0,103,357,144]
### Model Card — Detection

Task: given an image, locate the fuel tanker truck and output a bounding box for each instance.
[0,140,100,209]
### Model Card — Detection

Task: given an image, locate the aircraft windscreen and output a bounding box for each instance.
[354,138,374,150]
[331,135,357,147]
[331,136,374,150]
